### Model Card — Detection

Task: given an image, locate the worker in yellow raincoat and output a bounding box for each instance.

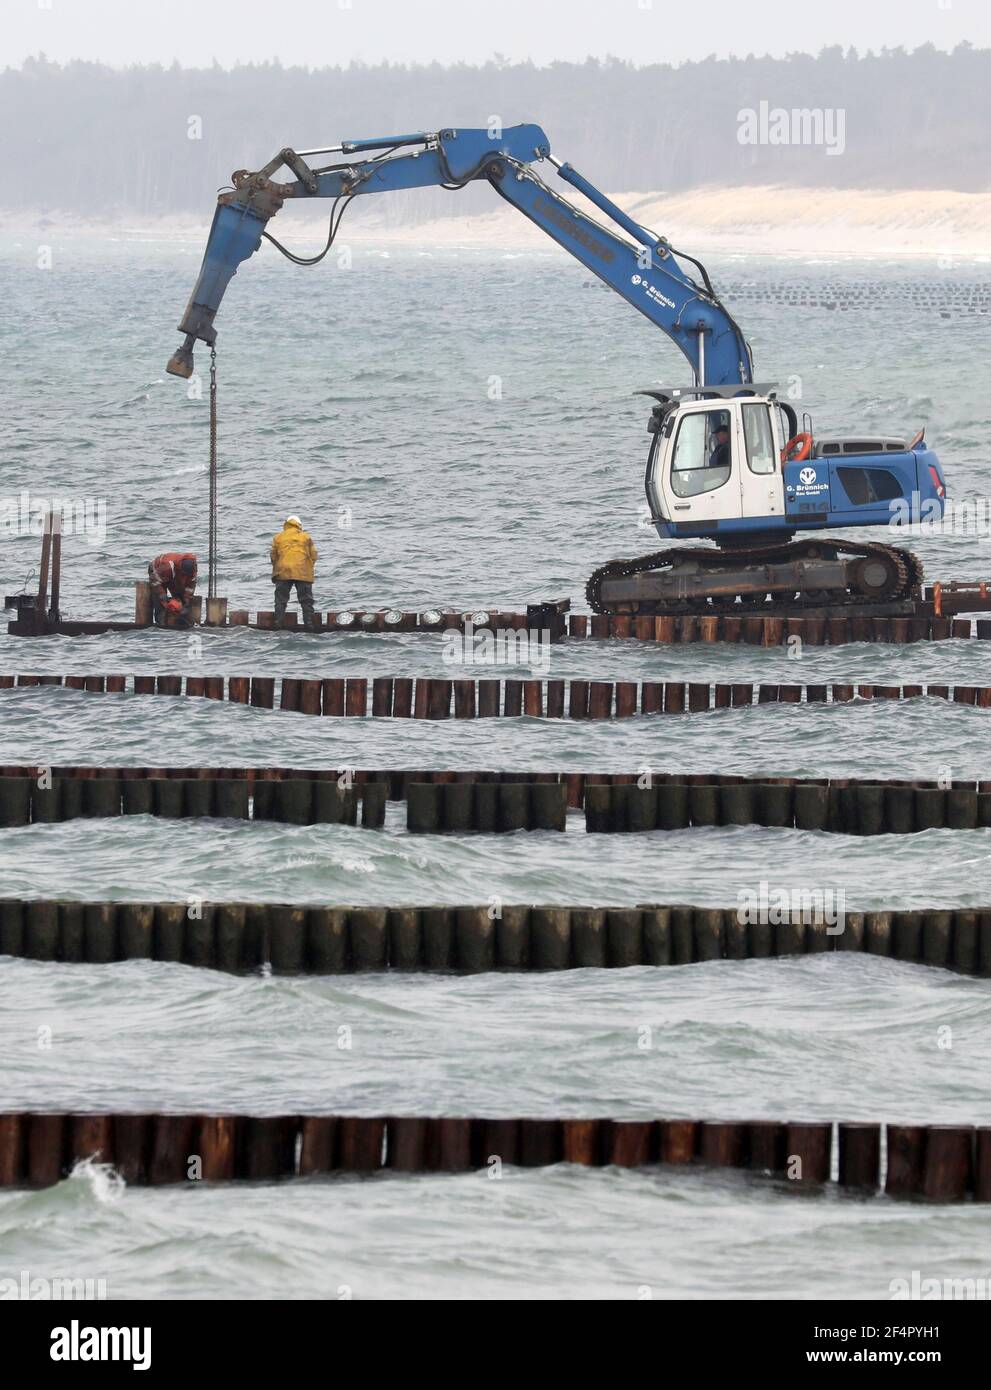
[271,515,318,629]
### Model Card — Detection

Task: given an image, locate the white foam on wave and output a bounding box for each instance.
[67,1156,126,1204]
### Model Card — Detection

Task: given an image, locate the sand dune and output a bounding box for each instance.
[350,185,991,259]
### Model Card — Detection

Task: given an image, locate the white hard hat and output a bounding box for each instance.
[285,515,302,527]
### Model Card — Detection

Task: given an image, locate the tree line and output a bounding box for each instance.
[3,45,987,221]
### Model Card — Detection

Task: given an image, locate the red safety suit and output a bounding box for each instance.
[148,552,198,605]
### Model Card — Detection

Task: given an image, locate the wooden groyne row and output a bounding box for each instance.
[190,611,991,644]
[8,765,991,814]
[1,1111,987,1201]
[237,607,991,644]
[6,673,991,717]
[4,768,990,832]
[0,774,384,828]
[12,606,991,646]
[407,781,566,832]
[570,612,989,645]
[725,278,990,309]
[0,774,570,834]
[2,901,988,975]
[584,779,991,833]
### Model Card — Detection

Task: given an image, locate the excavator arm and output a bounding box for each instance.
[167,124,752,387]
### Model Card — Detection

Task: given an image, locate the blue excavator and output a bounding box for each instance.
[167,124,946,612]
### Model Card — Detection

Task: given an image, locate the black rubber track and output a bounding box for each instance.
[585,539,921,614]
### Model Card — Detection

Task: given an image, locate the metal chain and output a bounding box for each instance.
[209,345,218,600]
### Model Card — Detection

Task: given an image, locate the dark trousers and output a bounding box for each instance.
[274,579,316,626]
[151,589,174,626]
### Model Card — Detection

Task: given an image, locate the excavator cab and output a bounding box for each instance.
[643,387,945,549]
[644,388,791,546]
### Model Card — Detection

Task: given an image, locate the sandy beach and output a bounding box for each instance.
[4,185,990,260]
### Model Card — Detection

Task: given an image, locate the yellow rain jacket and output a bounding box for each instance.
[271,518,317,582]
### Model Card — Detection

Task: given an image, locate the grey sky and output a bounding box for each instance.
[3,0,988,68]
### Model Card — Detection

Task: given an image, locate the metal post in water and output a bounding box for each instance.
[209,346,218,600]
[48,508,62,623]
[36,508,53,627]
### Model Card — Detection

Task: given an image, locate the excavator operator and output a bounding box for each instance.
[708,418,731,470]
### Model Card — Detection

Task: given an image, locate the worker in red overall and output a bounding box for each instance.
[148,552,198,626]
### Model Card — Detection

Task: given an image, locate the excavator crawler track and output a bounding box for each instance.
[585,539,922,615]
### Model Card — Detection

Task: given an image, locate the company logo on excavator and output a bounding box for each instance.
[630,274,676,311]
[793,463,828,497]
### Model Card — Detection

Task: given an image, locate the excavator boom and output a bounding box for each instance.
[167,124,752,387]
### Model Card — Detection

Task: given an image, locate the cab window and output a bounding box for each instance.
[743,403,776,475]
[670,409,732,498]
